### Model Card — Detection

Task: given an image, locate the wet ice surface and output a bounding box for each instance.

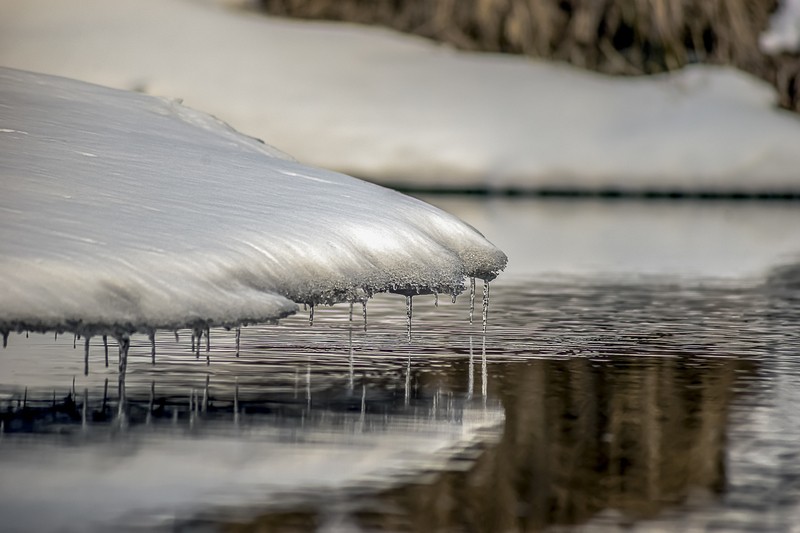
[2,272,800,531]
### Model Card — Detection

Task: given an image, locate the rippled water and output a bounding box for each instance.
[2,199,800,532]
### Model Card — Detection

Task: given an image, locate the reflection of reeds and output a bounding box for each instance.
[230,354,748,531]
[258,0,799,112]
[353,355,742,531]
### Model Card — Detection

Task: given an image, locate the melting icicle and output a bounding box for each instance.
[174,330,179,343]
[349,301,354,322]
[469,277,476,325]
[482,280,490,334]
[309,303,315,326]
[73,333,77,349]
[54,331,58,341]
[451,290,457,304]
[190,331,196,353]
[83,337,90,376]
[149,331,156,365]
[1,330,7,349]
[235,326,241,357]
[362,298,368,332]
[103,335,108,368]
[405,295,413,342]
[434,292,439,307]
[194,328,202,358]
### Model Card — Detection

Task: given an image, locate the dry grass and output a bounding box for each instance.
[258,0,799,111]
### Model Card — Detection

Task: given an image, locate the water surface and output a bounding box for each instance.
[2,198,800,532]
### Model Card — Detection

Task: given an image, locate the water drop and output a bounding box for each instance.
[469,277,476,325]
[451,291,457,304]
[482,280,490,334]
[235,326,241,357]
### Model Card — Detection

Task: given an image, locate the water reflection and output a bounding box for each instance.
[1,278,799,531]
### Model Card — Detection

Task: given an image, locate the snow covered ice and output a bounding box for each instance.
[0,67,506,339]
[3,0,800,193]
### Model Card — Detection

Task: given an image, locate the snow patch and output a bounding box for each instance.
[0,68,506,337]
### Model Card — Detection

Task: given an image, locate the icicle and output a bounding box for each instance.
[205,326,210,352]
[1,330,8,348]
[235,327,241,357]
[118,334,130,377]
[73,333,77,349]
[405,295,413,342]
[81,388,88,431]
[72,376,76,398]
[147,381,154,426]
[22,387,27,410]
[25,330,29,338]
[202,375,209,413]
[83,337,90,376]
[468,336,474,399]
[194,328,201,358]
[469,277,476,325]
[190,331,196,352]
[451,290,457,304]
[54,331,58,341]
[349,301,354,322]
[434,292,439,307]
[234,377,240,425]
[362,299,368,332]
[309,303,315,326]
[482,281,490,334]
[102,379,108,412]
[404,353,411,406]
[149,331,156,365]
[306,360,312,409]
[174,330,179,343]
[348,327,354,392]
[481,335,487,400]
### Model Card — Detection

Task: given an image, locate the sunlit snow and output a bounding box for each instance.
[2,0,800,192]
[0,68,506,339]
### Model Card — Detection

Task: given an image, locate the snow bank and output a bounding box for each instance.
[0,68,506,337]
[761,0,800,54]
[2,0,800,192]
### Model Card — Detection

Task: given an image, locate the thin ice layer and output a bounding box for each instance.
[0,68,506,336]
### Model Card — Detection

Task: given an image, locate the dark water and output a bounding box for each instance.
[2,199,800,532]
